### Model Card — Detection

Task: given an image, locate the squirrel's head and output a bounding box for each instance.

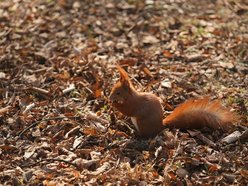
[109,66,133,105]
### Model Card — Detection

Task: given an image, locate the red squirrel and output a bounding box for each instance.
[109,66,238,138]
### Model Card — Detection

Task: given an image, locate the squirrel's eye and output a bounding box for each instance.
[116,92,120,95]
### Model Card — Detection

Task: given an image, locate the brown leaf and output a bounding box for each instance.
[114,131,129,138]
[167,171,177,181]
[73,158,100,170]
[176,168,189,178]
[0,144,17,152]
[119,58,138,66]
[208,164,221,172]
[94,88,102,98]
[0,106,11,115]
[57,70,70,80]
[142,34,159,44]
[163,50,174,59]
[83,127,98,136]
[142,66,153,77]
[88,162,110,176]
[43,180,57,186]
[240,169,248,177]
[163,102,174,111]
[185,54,206,62]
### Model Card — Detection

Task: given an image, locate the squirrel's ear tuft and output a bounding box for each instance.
[116,65,130,86]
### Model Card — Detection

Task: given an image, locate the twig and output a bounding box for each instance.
[62,84,75,94]
[23,103,36,114]
[0,106,11,115]
[164,131,181,173]
[17,116,79,140]
[26,67,53,74]
[86,111,109,133]
[86,112,109,125]
[46,158,78,168]
[21,158,78,169]
[167,142,181,170]
[28,86,50,98]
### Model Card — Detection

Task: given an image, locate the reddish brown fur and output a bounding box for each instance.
[163,97,238,130]
[110,66,164,137]
[110,66,238,138]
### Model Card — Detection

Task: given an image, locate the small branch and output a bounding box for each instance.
[23,103,36,114]
[86,112,109,125]
[27,67,53,74]
[17,116,79,140]
[188,130,216,147]
[0,106,11,115]
[20,158,78,169]
[221,131,242,144]
[28,86,50,98]
[62,84,75,94]
[164,131,180,173]
[46,158,78,168]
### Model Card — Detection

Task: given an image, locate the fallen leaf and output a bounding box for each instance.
[119,58,138,66]
[221,131,242,144]
[142,66,153,77]
[185,54,206,62]
[89,162,110,176]
[161,79,172,88]
[142,34,159,44]
[163,50,174,59]
[176,168,189,178]
[208,164,221,172]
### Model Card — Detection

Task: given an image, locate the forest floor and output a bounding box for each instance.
[0,0,248,185]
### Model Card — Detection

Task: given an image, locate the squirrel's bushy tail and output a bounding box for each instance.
[163,97,239,130]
